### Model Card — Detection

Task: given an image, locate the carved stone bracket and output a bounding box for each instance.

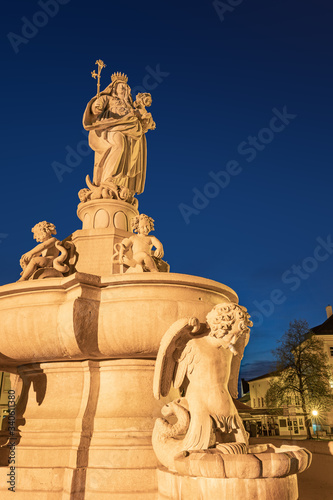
[78,176,138,209]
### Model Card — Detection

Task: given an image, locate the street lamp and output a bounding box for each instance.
[312,410,318,440]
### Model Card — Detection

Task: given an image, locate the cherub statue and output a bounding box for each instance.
[112,214,165,273]
[152,302,253,472]
[18,221,69,281]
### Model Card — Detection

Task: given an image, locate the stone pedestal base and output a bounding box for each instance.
[0,468,158,500]
[0,359,162,499]
[73,198,139,276]
[157,468,298,500]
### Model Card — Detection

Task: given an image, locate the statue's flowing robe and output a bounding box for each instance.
[83,92,147,194]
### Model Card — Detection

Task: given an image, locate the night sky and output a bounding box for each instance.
[1,0,332,383]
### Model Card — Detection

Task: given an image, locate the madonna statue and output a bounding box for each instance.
[83,72,155,196]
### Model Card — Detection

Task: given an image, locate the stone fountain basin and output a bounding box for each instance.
[173,444,312,479]
[0,272,238,370]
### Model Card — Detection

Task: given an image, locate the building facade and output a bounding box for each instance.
[246,306,333,437]
[311,305,333,433]
[247,372,308,437]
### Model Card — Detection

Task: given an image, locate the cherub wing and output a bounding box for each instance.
[153,317,205,400]
[228,328,250,399]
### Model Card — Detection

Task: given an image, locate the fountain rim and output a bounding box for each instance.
[0,272,239,303]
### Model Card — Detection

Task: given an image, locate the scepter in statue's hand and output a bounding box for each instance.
[91,59,106,98]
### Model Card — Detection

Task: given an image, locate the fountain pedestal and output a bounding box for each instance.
[1,359,159,499]
[73,198,139,276]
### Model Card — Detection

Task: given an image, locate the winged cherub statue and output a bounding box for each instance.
[152,302,253,472]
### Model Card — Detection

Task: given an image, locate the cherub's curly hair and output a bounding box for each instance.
[31,221,57,241]
[206,303,253,340]
[131,214,155,233]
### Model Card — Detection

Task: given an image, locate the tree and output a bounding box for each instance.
[265,319,333,439]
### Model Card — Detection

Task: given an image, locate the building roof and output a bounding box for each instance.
[247,370,280,383]
[238,393,250,404]
[234,399,253,413]
[311,314,333,336]
[246,313,333,383]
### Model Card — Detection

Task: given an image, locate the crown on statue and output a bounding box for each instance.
[111,72,128,84]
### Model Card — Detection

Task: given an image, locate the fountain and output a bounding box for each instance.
[0,64,311,499]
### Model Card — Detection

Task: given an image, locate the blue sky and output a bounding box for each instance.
[1,0,332,382]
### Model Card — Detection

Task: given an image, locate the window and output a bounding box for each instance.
[258,398,260,407]
[261,397,264,407]
[253,399,256,408]
[280,419,287,428]
[330,347,333,356]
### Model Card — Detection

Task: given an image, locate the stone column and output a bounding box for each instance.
[73,199,139,276]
